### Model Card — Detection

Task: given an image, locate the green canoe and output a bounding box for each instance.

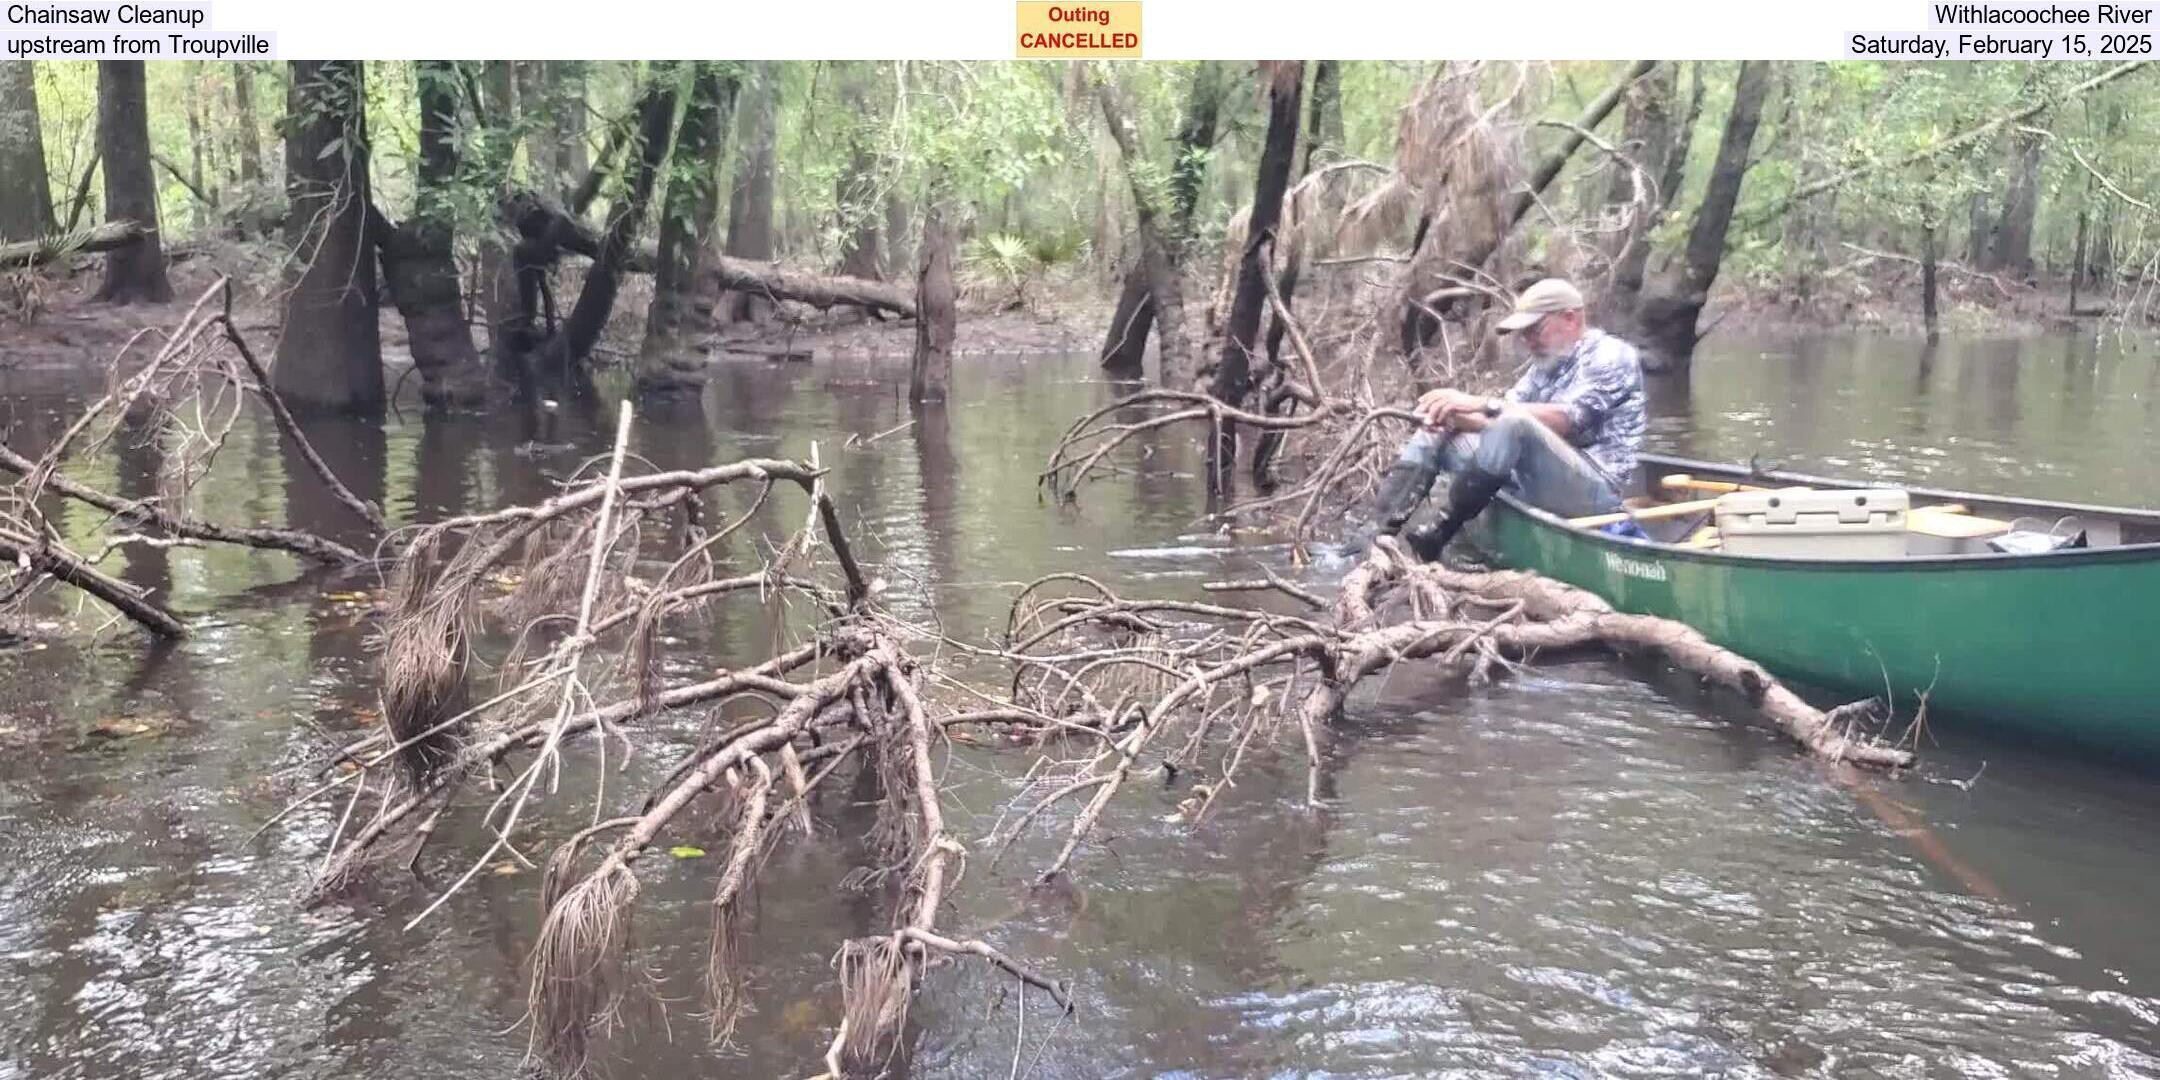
[1473,452,2160,757]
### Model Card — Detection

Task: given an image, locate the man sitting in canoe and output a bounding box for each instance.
[1371,277,1647,561]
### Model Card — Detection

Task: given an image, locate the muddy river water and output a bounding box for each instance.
[1,332,2157,1078]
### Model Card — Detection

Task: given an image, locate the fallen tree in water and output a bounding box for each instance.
[982,541,1912,883]
[280,433,1908,1075]
[0,279,382,638]
[284,409,1078,1078]
[5,286,1077,1075]
[10,276,1916,1077]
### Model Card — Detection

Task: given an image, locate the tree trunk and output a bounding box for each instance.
[1606,61,1679,305]
[93,61,171,305]
[1986,126,2044,279]
[381,60,489,409]
[1267,60,1342,376]
[185,65,211,222]
[883,192,911,281]
[531,67,677,388]
[640,62,739,398]
[476,61,525,381]
[1921,215,1941,342]
[569,99,633,218]
[275,60,381,414]
[2087,100,2120,286]
[540,198,917,329]
[1209,62,1303,495]
[1098,269,1155,374]
[1095,62,1227,381]
[1659,61,1704,217]
[60,149,99,233]
[1097,72,1194,388]
[114,408,174,603]
[514,61,558,187]
[1966,188,1991,265]
[1778,64,1827,308]
[544,200,919,321]
[1302,60,1344,177]
[910,204,955,405]
[1168,63,1231,242]
[514,61,588,205]
[231,63,263,183]
[2088,202,2113,286]
[2069,158,2093,312]
[721,61,777,324]
[554,62,589,198]
[1091,119,1122,284]
[833,65,883,282]
[0,58,56,242]
[225,61,268,236]
[1629,60,1772,371]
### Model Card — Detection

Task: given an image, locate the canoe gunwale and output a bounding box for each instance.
[1639,451,2160,529]
[1491,452,2160,573]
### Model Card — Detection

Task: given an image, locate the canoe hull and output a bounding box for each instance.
[1479,496,2160,758]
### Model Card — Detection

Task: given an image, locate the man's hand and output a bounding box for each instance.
[1415,388,1496,430]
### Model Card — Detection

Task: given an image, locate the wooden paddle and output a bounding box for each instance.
[1571,497,1727,530]
[1572,482,1819,529]
[1660,473,1765,495]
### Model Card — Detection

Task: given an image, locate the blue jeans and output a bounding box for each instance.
[1397,410,1623,518]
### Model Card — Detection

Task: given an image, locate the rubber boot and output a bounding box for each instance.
[1404,467,1507,562]
[1370,459,1438,537]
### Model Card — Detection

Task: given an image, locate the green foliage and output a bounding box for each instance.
[10,56,2153,308]
[963,232,1038,309]
[1026,224,1089,267]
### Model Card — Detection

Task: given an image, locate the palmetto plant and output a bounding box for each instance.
[962,231,1038,310]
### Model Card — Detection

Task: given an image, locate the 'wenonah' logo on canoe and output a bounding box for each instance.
[1603,550,1670,583]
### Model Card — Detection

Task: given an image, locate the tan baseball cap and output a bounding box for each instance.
[1496,278,1584,331]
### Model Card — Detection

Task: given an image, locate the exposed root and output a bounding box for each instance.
[833,935,911,1075]
[706,759,772,1046]
[527,862,639,1076]
[378,530,481,780]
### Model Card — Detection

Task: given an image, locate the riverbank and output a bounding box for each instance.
[0,248,1107,376]
[4,248,2144,383]
[1716,261,2145,338]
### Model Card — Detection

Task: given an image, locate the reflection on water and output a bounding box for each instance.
[2,336,2158,1078]
[1659,331,2160,506]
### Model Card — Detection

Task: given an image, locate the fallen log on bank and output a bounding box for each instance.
[534,199,918,320]
[0,220,147,271]
[703,252,916,319]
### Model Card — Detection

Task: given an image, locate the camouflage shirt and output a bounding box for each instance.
[1502,327,1646,486]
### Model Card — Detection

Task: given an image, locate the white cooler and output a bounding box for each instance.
[1713,489,1910,559]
